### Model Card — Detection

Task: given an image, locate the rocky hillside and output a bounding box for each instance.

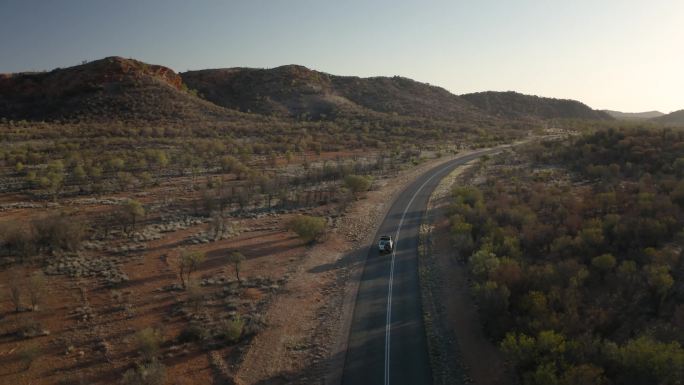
[1,57,617,125]
[330,75,481,121]
[180,65,352,119]
[0,56,242,123]
[603,110,664,120]
[181,65,484,122]
[652,109,684,125]
[461,91,612,121]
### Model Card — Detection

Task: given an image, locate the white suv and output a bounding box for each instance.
[378,235,394,253]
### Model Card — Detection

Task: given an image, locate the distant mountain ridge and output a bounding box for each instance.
[652,110,684,125]
[0,57,618,124]
[461,91,612,120]
[180,65,484,122]
[603,110,665,120]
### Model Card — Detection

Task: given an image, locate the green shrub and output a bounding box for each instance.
[605,336,684,385]
[220,316,244,343]
[344,174,373,195]
[287,215,326,243]
[135,327,163,362]
[178,250,205,288]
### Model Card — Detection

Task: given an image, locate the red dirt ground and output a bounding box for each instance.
[0,148,460,385]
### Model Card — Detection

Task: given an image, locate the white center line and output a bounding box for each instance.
[383,160,459,385]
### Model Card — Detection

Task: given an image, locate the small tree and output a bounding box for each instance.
[591,253,616,280]
[40,160,66,202]
[209,212,227,239]
[185,280,204,314]
[228,251,245,282]
[28,271,46,311]
[645,264,674,310]
[287,215,326,244]
[117,199,145,236]
[178,249,205,289]
[450,214,475,258]
[32,213,86,254]
[72,164,88,188]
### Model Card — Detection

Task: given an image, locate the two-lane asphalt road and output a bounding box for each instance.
[341,149,498,385]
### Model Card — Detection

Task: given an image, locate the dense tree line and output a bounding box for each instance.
[450,127,684,384]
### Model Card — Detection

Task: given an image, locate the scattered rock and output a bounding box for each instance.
[46,254,128,285]
[159,283,184,292]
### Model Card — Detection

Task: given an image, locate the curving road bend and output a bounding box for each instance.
[341,149,499,385]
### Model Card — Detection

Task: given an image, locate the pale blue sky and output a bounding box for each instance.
[1,0,682,112]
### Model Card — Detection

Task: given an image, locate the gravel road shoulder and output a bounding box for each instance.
[419,159,512,385]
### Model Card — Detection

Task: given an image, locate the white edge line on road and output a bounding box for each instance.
[383,159,464,385]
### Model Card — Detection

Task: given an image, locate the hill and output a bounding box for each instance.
[1,58,616,126]
[461,91,612,120]
[180,65,485,122]
[652,109,684,125]
[180,65,352,119]
[330,74,482,121]
[0,56,244,123]
[603,110,665,120]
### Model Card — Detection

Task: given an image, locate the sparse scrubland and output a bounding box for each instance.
[0,118,468,383]
[3,56,677,385]
[0,57,530,384]
[449,126,684,384]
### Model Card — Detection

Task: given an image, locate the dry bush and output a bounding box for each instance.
[0,221,35,259]
[287,215,326,243]
[178,250,205,289]
[28,271,47,311]
[228,251,245,282]
[134,327,164,362]
[209,212,227,238]
[121,359,166,385]
[18,343,41,370]
[343,174,373,196]
[185,280,204,314]
[9,275,22,312]
[116,200,145,236]
[32,213,86,253]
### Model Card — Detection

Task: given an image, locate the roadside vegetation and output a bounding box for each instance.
[0,113,515,383]
[0,57,643,384]
[287,215,327,243]
[449,127,684,384]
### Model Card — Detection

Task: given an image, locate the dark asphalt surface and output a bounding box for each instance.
[341,150,497,385]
